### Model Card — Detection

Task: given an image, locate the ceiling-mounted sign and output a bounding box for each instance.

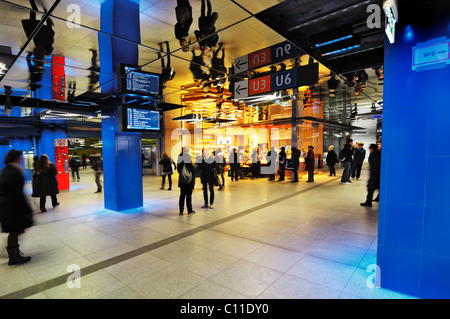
[233,63,319,99]
[234,80,249,99]
[234,41,298,75]
[234,55,249,73]
[412,37,450,72]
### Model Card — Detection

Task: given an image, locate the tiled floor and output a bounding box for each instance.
[0,167,416,299]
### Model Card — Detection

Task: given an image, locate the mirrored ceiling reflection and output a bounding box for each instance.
[0,0,382,121]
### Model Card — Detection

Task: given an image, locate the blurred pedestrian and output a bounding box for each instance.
[278,146,286,181]
[69,153,81,182]
[0,150,34,265]
[361,144,381,207]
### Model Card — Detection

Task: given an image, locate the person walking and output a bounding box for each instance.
[90,154,103,193]
[159,152,176,190]
[278,147,286,181]
[360,144,381,207]
[352,142,366,180]
[0,150,34,265]
[250,148,260,179]
[177,147,196,215]
[326,145,338,176]
[69,153,81,182]
[291,147,301,182]
[32,154,59,213]
[305,146,315,182]
[199,149,216,209]
[340,138,354,184]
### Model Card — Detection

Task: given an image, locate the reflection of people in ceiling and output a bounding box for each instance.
[175,0,193,52]
[194,0,219,55]
[21,0,55,59]
[210,43,227,93]
[68,81,76,101]
[189,49,209,82]
[26,51,42,92]
[158,41,176,84]
[22,0,55,92]
[87,49,100,91]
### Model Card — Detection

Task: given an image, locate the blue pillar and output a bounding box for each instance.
[377,0,450,298]
[99,0,143,211]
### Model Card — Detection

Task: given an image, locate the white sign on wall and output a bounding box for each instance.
[412,37,450,72]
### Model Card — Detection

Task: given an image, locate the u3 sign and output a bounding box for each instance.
[234,41,298,74]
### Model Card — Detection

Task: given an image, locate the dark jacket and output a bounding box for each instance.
[22,18,54,56]
[279,150,287,167]
[32,163,59,197]
[177,156,196,188]
[0,164,34,233]
[305,150,315,171]
[91,156,103,172]
[326,150,338,166]
[159,155,176,174]
[199,157,217,184]
[354,148,366,164]
[70,155,82,168]
[175,0,193,40]
[340,143,353,163]
[368,150,381,190]
[291,147,301,169]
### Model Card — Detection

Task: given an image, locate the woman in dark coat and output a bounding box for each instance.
[159,152,176,190]
[0,150,33,265]
[305,146,315,182]
[32,154,59,213]
[326,145,338,176]
[177,147,196,215]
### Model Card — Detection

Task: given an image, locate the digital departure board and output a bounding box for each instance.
[126,108,160,131]
[125,66,159,95]
[118,64,162,97]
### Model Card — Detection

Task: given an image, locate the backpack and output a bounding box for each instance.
[71,157,82,167]
[339,149,345,162]
[179,164,193,184]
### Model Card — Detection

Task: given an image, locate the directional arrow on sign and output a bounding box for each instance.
[234,80,248,99]
[234,55,249,74]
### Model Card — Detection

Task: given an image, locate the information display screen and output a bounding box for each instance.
[126,108,160,131]
[118,64,162,97]
[125,66,159,95]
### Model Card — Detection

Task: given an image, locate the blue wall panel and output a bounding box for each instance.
[378,1,450,298]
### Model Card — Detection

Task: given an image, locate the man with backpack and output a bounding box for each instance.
[177,147,196,215]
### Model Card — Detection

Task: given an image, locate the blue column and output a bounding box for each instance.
[99,0,143,211]
[377,1,450,298]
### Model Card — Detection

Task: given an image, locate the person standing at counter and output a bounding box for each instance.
[278,147,286,181]
[305,146,315,182]
[0,150,34,266]
[291,147,300,182]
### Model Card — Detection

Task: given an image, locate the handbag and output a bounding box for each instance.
[285,159,294,171]
[213,168,220,186]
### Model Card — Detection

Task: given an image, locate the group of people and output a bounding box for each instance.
[326,138,382,207]
[164,145,320,215]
